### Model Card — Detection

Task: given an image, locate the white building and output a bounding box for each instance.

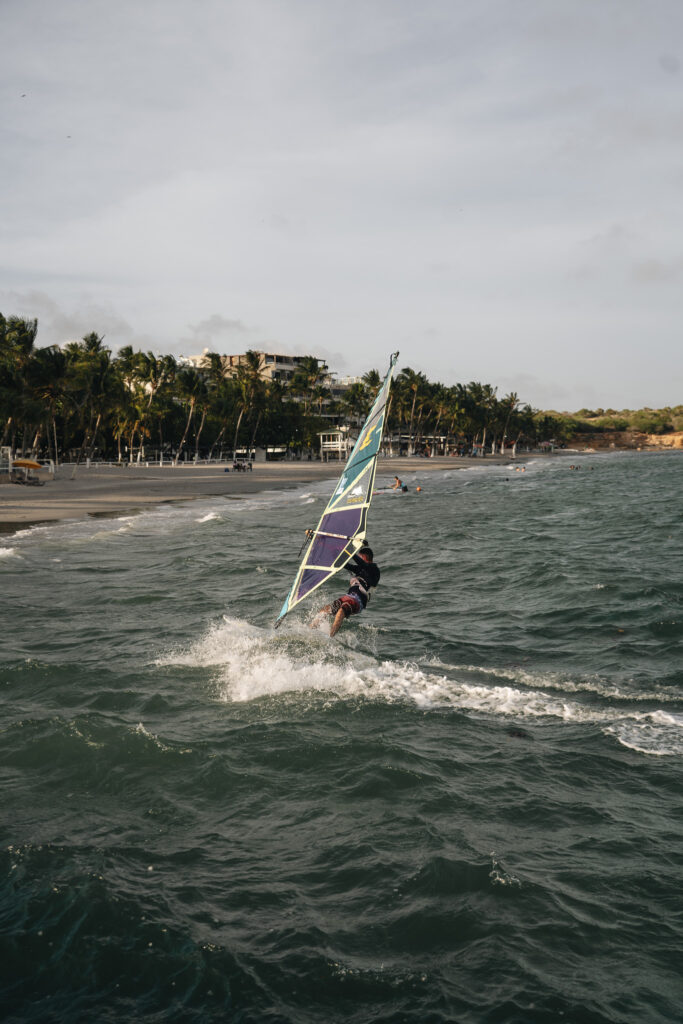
[178,349,329,384]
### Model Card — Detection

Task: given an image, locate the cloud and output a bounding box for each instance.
[631,259,683,283]
[2,0,683,409]
[181,314,251,352]
[0,289,134,348]
[658,53,681,74]
[581,224,637,251]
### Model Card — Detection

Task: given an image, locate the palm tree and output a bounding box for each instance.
[24,345,69,465]
[174,368,207,464]
[139,352,176,416]
[397,367,428,455]
[114,345,141,391]
[361,369,381,401]
[341,382,367,427]
[312,383,331,417]
[500,392,519,454]
[0,315,39,453]
[430,385,451,454]
[207,377,239,461]
[231,350,266,459]
[137,352,176,459]
[290,357,327,415]
[64,334,113,472]
[480,384,498,453]
[443,385,466,449]
[465,382,498,453]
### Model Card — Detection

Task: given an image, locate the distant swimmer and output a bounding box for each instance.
[392,476,402,490]
[311,544,380,637]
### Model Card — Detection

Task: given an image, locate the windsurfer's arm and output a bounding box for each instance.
[343,557,380,588]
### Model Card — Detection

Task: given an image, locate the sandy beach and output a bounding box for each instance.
[0,455,520,530]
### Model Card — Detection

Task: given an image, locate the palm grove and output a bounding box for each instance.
[1,313,570,464]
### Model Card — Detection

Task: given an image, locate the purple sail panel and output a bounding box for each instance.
[308,532,348,568]
[320,508,363,537]
[297,568,332,602]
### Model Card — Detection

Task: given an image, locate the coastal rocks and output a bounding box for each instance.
[644,431,683,449]
[572,430,683,450]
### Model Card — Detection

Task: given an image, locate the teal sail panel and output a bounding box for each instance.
[275,352,399,626]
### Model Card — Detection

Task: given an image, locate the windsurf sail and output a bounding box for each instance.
[275,351,399,626]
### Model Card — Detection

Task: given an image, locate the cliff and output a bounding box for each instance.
[570,430,683,451]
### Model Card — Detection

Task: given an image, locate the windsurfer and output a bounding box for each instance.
[312,545,380,637]
[392,476,402,489]
[274,351,398,631]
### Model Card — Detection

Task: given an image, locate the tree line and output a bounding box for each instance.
[2,312,656,464]
[569,406,683,436]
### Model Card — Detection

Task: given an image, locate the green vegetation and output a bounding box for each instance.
[1,313,679,462]
[546,406,683,437]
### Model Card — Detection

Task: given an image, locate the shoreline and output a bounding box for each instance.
[0,455,521,532]
[0,449,634,534]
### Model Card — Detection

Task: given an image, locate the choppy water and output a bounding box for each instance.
[2,451,682,1024]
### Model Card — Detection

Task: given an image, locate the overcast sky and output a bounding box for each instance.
[2,0,682,410]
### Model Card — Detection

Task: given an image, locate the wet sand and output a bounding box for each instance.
[0,455,521,530]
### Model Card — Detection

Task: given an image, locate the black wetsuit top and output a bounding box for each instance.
[345,553,380,608]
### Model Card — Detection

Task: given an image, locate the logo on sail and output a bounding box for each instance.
[358,424,378,451]
[346,483,365,505]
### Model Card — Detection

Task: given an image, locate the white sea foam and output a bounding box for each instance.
[133,721,192,754]
[0,547,19,559]
[489,854,521,888]
[68,721,103,749]
[10,525,52,540]
[156,617,683,754]
[606,712,683,756]
[196,512,220,523]
[90,525,131,540]
[418,657,680,703]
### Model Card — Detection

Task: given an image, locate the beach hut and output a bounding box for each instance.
[319,429,352,461]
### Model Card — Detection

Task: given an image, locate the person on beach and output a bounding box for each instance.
[311,544,380,637]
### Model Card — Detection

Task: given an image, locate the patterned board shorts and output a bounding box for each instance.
[331,594,362,618]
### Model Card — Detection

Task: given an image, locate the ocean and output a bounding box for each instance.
[2,450,682,1024]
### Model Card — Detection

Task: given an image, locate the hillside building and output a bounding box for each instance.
[179,349,329,383]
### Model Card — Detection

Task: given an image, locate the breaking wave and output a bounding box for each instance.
[157,616,683,756]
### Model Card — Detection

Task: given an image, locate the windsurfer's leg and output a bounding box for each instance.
[330,607,346,637]
[329,594,362,636]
